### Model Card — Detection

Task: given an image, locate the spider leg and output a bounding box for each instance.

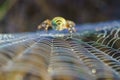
[67,20,76,38]
[45,25,51,32]
[68,27,74,38]
[37,24,43,30]
[37,19,51,32]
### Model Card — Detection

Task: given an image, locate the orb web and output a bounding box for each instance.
[0,20,120,80]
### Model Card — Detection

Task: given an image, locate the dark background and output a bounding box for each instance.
[0,0,120,33]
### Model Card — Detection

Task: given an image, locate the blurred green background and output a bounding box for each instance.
[0,0,120,33]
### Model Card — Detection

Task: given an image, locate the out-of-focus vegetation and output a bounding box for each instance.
[0,0,120,33]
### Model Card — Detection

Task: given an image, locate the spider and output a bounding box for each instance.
[37,17,76,34]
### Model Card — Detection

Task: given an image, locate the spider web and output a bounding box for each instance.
[0,20,120,80]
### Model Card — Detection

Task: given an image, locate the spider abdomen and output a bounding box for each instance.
[51,17,67,31]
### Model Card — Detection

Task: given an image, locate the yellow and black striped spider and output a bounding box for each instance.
[38,17,76,34]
